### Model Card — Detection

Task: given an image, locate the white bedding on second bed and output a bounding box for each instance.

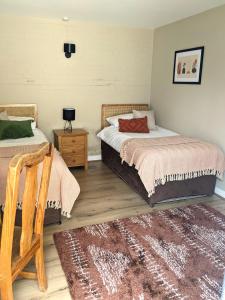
[97,126,178,153]
[0,128,48,147]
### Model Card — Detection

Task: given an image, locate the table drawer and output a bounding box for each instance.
[62,154,85,167]
[61,144,85,155]
[61,136,85,146]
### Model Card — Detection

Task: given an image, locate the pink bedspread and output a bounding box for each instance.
[120,136,225,197]
[0,144,80,218]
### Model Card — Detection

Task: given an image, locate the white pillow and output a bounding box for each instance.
[0,111,8,120]
[8,116,34,121]
[31,121,36,130]
[106,113,133,127]
[133,110,157,130]
[8,116,36,130]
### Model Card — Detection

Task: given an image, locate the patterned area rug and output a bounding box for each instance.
[53,204,225,299]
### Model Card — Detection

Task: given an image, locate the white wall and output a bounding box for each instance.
[151,5,225,191]
[0,15,154,154]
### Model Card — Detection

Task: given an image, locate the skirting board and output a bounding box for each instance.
[215,186,225,199]
[88,155,102,161]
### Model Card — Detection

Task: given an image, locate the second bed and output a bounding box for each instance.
[0,104,80,225]
[98,104,223,207]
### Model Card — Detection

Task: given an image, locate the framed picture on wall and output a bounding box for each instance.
[173,46,204,84]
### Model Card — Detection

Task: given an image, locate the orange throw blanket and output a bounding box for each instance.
[120,136,225,197]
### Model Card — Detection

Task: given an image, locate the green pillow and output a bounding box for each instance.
[0,120,34,140]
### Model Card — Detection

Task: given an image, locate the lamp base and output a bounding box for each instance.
[64,121,73,133]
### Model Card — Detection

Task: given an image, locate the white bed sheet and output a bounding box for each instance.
[97,126,178,153]
[0,128,48,147]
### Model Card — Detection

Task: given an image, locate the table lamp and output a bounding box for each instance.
[63,108,75,133]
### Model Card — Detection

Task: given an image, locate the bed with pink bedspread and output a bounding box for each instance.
[0,104,80,224]
[0,143,80,219]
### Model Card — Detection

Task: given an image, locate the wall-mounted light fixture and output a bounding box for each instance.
[64,43,76,58]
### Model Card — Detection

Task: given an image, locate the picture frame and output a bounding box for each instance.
[173,46,204,84]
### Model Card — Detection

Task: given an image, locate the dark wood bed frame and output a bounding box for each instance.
[101,104,216,206]
[15,208,62,226]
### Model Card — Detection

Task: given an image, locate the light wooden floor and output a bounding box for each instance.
[13,161,225,300]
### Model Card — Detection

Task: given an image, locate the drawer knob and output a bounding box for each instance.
[72,139,76,143]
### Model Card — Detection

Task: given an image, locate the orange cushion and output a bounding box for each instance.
[118,116,149,133]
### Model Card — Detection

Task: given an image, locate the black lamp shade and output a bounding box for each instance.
[64,43,76,58]
[63,108,75,121]
[64,43,75,54]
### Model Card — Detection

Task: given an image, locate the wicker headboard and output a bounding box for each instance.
[0,104,38,124]
[101,103,149,128]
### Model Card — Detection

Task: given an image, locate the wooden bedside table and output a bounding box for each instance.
[53,129,88,170]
